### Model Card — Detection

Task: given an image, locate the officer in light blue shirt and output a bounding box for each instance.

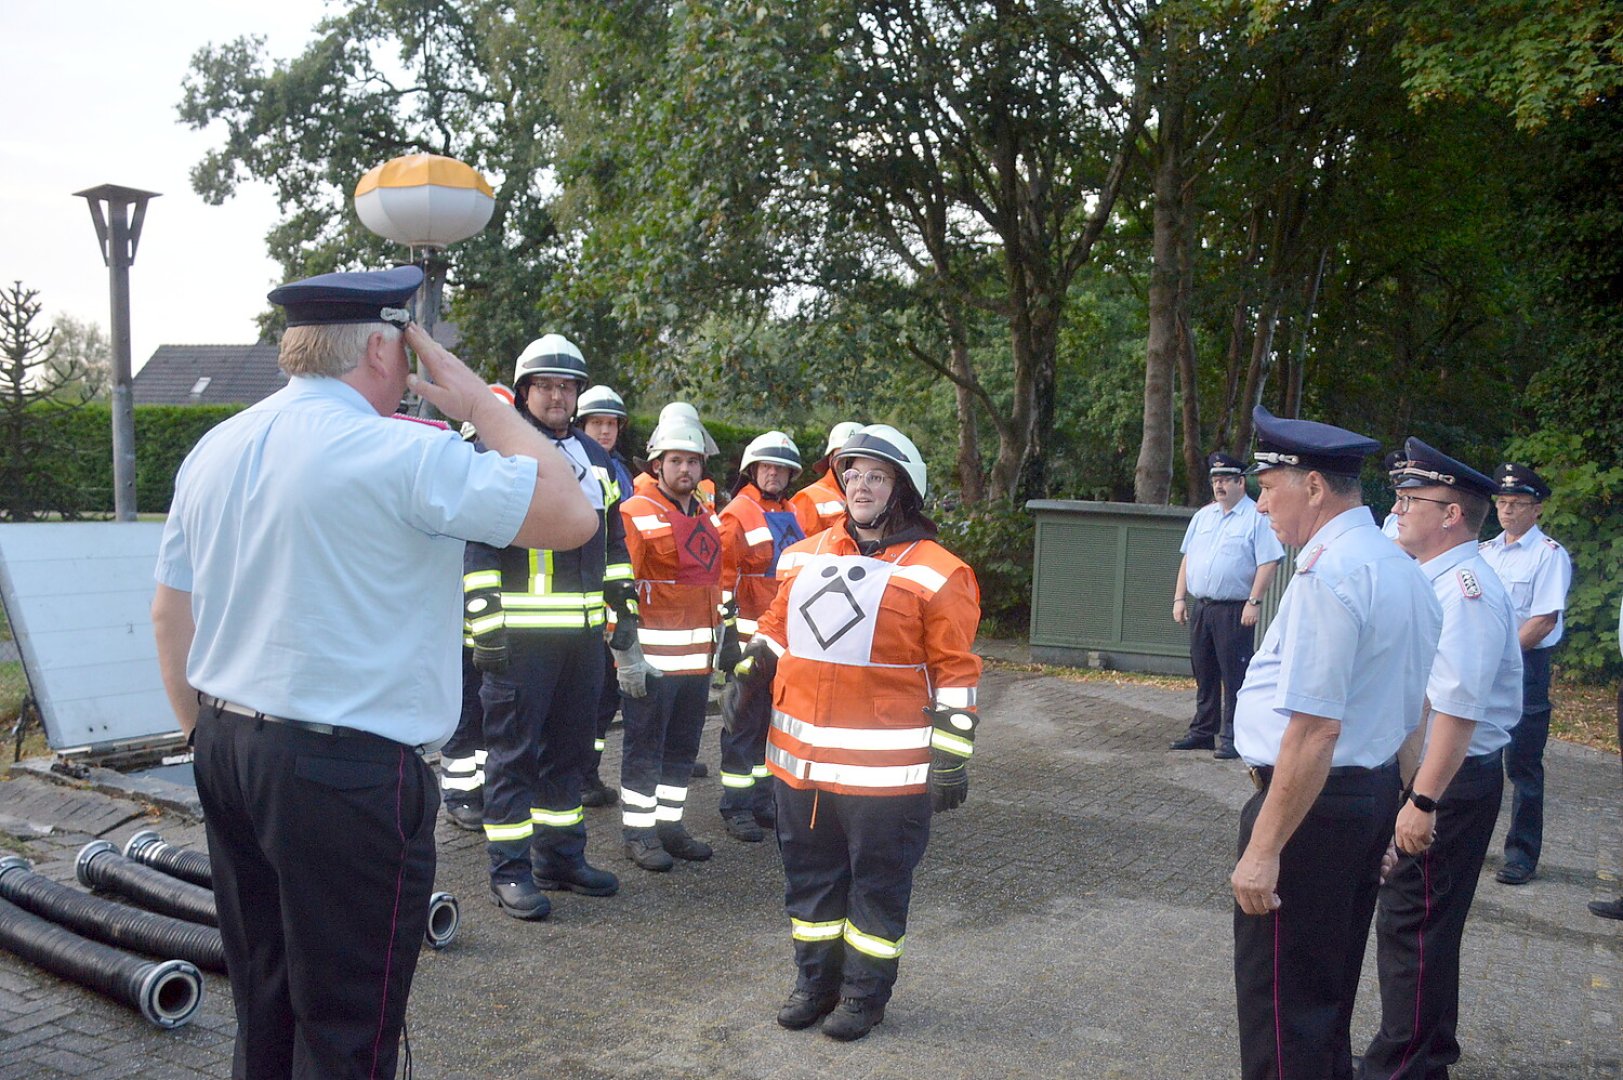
[1360,437,1521,1080]
[1170,451,1284,758]
[1478,462,1572,885]
[150,266,596,1079]
[1229,406,1442,1080]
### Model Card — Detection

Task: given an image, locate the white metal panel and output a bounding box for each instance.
[0,523,176,750]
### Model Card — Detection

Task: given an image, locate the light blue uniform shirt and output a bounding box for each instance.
[1477,524,1572,648]
[1235,506,1442,768]
[155,376,538,747]
[1418,542,1522,758]
[1179,495,1284,602]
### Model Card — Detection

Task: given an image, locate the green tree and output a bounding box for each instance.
[46,315,111,402]
[0,283,96,520]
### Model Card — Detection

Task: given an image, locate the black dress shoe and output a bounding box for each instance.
[1588,897,1623,920]
[1496,863,1536,885]
[1213,744,1239,760]
[776,988,838,1030]
[1169,734,1216,751]
[822,997,885,1041]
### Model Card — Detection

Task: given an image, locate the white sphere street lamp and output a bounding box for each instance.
[354,154,494,414]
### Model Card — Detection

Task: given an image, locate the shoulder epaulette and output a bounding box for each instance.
[1542,537,1561,550]
[1299,544,1325,572]
[1456,568,1482,600]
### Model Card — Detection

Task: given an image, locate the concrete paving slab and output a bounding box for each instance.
[0,664,1618,1078]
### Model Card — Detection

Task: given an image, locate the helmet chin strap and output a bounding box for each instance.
[851,493,895,531]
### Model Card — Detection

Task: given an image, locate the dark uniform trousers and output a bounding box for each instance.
[1235,760,1400,1080]
[481,628,604,881]
[1189,597,1253,744]
[193,704,436,1080]
[1361,750,1504,1080]
[619,672,709,834]
[588,640,620,771]
[775,780,931,1006]
[440,645,486,812]
[718,674,772,817]
[1502,646,1552,871]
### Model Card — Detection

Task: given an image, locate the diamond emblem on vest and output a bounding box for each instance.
[684,521,720,571]
[798,565,868,649]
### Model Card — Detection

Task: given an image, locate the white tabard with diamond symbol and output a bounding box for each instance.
[785,553,897,665]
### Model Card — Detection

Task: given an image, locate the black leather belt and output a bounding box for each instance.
[1247,758,1395,792]
[1189,596,1245,605]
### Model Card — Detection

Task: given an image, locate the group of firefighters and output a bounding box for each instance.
[431,332,983,1041]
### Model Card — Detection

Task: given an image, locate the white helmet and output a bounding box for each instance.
[740,431,803,479]
[512,333,588,391]
[822,421,864,458]
[656,401,720,455]
[576,384,627,420]
[646,418,710,459]
[834,423,927,499]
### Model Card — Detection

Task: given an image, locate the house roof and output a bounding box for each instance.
[133,344,287,406]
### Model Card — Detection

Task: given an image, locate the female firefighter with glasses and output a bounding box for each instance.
[729,423,981,1042]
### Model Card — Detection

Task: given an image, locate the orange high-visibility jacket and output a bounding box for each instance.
[720,482,806,643]
[620,487,725,676]
[789,470,844,537]
[755,526,981,797]
[633,469,716,510]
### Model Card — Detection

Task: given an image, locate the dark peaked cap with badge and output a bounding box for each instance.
[1493,462,1552,502]
[1393,437,1497,499]
[1246,405,1379,477]
[268,265,423,327]
[1207,451,1245,476]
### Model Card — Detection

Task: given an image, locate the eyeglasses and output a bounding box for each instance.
[842,468,895,489]
[1394,493,1454,513]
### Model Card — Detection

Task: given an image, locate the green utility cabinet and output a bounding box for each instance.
[1024,499,1294,675]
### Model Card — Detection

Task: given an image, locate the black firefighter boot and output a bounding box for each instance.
[656,820,713,861]
[580,765,618,808]
[532,825,618,897]
[488,841,551,921]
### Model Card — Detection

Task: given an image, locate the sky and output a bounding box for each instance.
[2,1,335,371]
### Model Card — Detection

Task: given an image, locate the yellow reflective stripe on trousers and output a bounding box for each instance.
[750,764,770,779]
[464,569,502,591]
[719,770,755,789]
[483,820,532,842]
[531,806,584,827]
[791,918,845,942]
[843,922,904,959]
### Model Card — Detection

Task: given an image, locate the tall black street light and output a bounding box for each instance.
[75,183,159,521]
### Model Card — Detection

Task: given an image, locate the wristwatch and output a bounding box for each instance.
[1407,791,1438,813]
[1246,597,1262,606]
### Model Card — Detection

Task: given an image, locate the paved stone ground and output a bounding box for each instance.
[1,662,1619,1079]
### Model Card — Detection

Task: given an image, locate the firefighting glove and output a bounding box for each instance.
[715,623,742,680]
[464,586,509,674]
[604,578,640,620]
[723,638,778,733]
[609,615,661,699]
[927,706,978,813]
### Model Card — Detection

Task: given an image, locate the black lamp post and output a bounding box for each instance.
[75,183,159,522]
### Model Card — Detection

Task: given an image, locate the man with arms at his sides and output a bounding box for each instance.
[1231,406,1442,1080]
[1170,451,1284,759]
[1359,438,1522,1080]
[1477,462,1572,886]
[150,266,595,1078]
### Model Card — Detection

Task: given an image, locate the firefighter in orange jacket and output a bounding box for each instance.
[632,401,719,510]
[736,424,981,1042]
[616,417,732,870]
[790,421,862,537]
[716,431,807,841]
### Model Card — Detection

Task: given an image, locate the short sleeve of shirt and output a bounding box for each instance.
[407,434,538,548]
[1274,573,1360,720]
[1179,511,1200,555]
[154,458,195,591]
[1527,545,1572,618]
[1427,592,1502,723]
[1251,512,1285,564]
